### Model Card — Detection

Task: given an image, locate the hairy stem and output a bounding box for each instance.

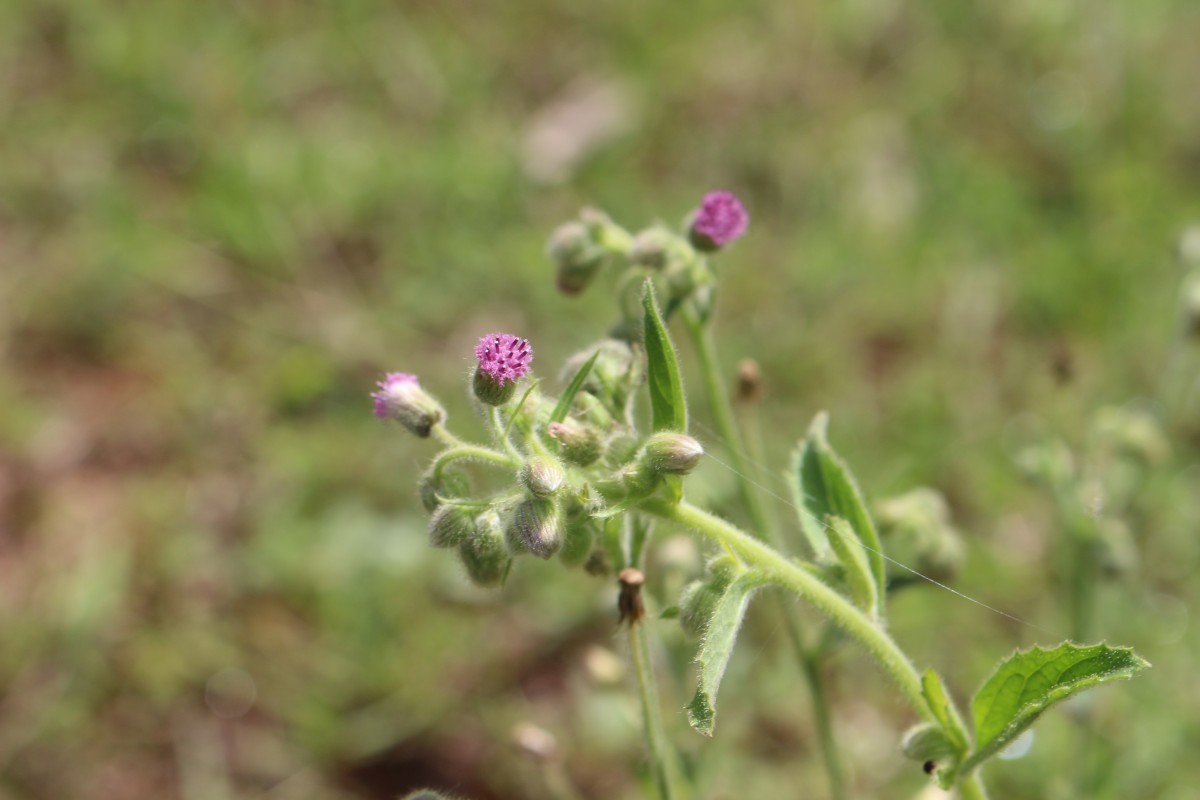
[681,304,848,797]
[430,444,518,480]
[641,499,933,723]
[680,307,773,538]
[628,620,686,800]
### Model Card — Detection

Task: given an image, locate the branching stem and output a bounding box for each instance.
[641,499,934,724]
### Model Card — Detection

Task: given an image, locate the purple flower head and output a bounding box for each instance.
[474,333,533,387]
[371,372,444,437]
[689,190,749,251]
[372,372,420,418]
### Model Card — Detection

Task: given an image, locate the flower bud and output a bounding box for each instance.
[473,333,532,406]
[520,456,566,497]
[663,254,713,307]
[547,418,603,466]
[506,497,563,559]
[642,432,704,476]
[417,468,471,512]
[458,510,510,587]
[687,190,749,252]
[629,226,678,270]
[560,516,596,567]
[428,503,475,549]
[735,358,763,404]
[371,373,445,437]
[548,221,606,295]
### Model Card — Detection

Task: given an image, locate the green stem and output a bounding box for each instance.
[794,622,847,800]
[628,620,686,800]
[680,307,773,540]
[681,303,848,797]
[959,771,990,800]
[432,431,520,482]
[642,499,933,723]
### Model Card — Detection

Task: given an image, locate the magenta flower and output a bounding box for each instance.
[473,333,533,405]
[689,190,749,251]
[371,372,445,437]
[475,333,533,385]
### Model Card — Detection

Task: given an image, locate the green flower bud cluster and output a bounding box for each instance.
[547,207,634,296]
[399,199,740,591]
[874,488,965,584]
[547,199,735,328]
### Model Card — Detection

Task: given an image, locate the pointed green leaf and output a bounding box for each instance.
[642,280,687,433]
[789,412,886,615]
[922,668,971,755]
[686,572,768,735]
[549,349,599,424]
[826,515,877,615]
[962,642,1149,773]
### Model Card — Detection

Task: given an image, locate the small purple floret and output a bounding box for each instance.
[372,372,419,418]
[475,333,533,386]
[691,190,749,248]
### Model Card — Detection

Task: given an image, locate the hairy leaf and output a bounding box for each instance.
[686,572,768,735]
[789,412,886,615]
[963,642,1149,772]
[922,668,971,755]
[549,349,599,424]
[826,515,877,614]
[642,280,687,433]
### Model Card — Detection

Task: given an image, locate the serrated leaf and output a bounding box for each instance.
[826,515,877,614]
[789,412,886,615]
[962,642,1149,773]
[686,572,768,735]
[642,280,687,433]
[922,669,971,755]
[549,349,599,424]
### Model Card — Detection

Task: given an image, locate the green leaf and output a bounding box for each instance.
[549,349,599,424]
[642,280,687,433]
[686,572,768,735]
[962,642,1149,773]
[826,515,877,614]
[922,669,971,755]
[789,412,886,615]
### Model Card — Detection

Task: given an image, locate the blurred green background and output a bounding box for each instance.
[2,0,1199,798]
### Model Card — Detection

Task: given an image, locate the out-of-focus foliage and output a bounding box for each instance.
[1,0,1198,798]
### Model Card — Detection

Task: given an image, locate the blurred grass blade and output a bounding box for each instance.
[790,412,886,616]
[962,642,1149,773]
[550,349,599,424]
[642,280,687,433]
[686,571,768,736]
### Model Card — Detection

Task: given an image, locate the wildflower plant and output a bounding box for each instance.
[377,192,1149,799]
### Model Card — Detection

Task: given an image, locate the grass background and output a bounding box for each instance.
[2,0,1199,797]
